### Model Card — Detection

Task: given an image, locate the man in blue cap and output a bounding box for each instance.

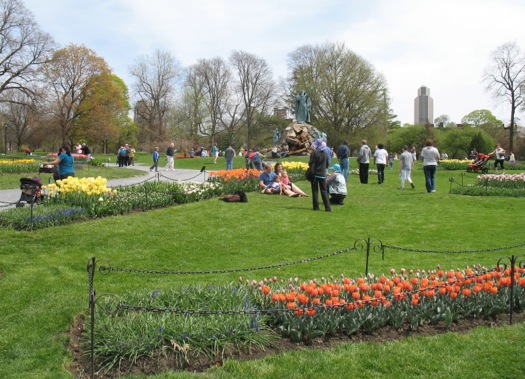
[326,163,347,205]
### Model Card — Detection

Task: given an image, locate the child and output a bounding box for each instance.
[150,147,159,172]
[262,175,299,197]
[262,175,281,194]
[281,170,308,196]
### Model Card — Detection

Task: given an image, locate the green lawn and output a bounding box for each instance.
[0,158,524,378]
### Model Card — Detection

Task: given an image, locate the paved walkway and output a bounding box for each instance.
[0,164,210,210]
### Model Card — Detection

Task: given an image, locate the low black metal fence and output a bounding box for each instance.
[86,238,525,378]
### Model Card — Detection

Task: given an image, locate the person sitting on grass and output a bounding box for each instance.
[326,164,347,205]
[262,175,299,197]
[274,162,308,196]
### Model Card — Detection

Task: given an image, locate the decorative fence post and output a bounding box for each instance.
[87,257,96,378]
[29,201,35,231]
[496,254,524,325]
[200,166,206,182]
[353,237,384,275]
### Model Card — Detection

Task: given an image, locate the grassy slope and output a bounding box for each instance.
[0,158,524,378]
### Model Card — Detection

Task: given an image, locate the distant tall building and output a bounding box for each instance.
[414,86,434,125]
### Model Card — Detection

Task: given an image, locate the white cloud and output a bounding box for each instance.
[22,0,525,125]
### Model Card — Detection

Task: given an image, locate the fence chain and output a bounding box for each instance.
[115,267,502,316]
[382,242,525,254]
[99,246,356,276]
[0,200,18,208]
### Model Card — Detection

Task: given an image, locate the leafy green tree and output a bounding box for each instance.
[469,130,495,155]
[287,42,392,146]
[387,125,433,155]
[76,74,131,153]
[434,114,450,128]
[41,44,112,146]
[461,109,501,128]
[436,127,495,159]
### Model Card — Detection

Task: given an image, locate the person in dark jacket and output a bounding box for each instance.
[308,138,332,212]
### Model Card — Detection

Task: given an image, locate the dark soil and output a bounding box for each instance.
[66,312,525,378]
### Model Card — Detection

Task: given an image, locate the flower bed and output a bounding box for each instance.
[208,168,262,192]
[0,176,230,230]
[47,153,87,159]
[439,159,470,170]
[451,173,525,197]
[87,264,525,374]
[244,264,524,342]
[0,159,39,173]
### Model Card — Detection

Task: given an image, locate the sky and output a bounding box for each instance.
[22,0,525,126]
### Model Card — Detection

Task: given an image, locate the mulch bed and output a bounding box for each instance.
[66,312,525,378]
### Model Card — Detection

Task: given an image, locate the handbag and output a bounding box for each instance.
[305,167,315,182]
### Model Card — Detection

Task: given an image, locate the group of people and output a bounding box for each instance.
[469,144,516,172]
[117,144,136,167]
[74,142,92,161]
[306,138,349,211]
[355,139,438,193]
[149,143,176,172]
[259,162,308,197]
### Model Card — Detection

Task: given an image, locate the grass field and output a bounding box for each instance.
[0,155,524,378]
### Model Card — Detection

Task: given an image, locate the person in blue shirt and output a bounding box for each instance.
[44,145,75,180]
[258,163,277,190]
[150,147,159,172]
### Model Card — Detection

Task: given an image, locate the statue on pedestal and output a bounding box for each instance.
[273,128,280,145]
[295,91,311,124]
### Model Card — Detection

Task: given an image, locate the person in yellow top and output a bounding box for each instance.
[129,146,136,166]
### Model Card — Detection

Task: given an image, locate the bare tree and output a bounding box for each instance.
[193,57,232,144]
[0,89,41,150]
[483,41,525,153]
[130,50,182,145]
[41,44,111,146]
[0,0,55,102]
[229,50,275,149]
[172,66,207,140]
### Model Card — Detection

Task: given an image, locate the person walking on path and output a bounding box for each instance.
[490,143,506,173]
[308,138,331,212]
[373,143,388,184]
[336,140,350,181]
[420,139,440,193]
[165,143,176,171]
[150,147,159,172]
[212,144,219,164]
[399,145,415,190]
[224,145,236,170]
[357,140,371,184]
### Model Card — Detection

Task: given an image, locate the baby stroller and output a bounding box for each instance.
[39,163,59,181]
[16,177,42,208]
[467,153,490,174]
